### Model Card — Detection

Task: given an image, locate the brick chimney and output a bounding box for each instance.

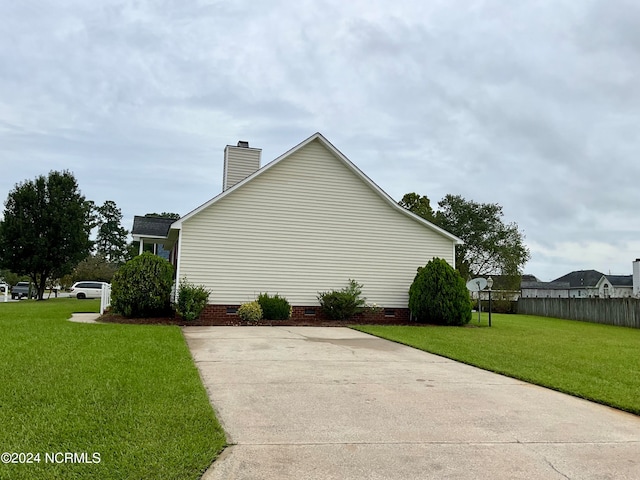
[222,141,261,191]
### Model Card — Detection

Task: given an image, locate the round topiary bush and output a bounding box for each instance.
[257,293,291,320]
[237,301,263,322]
[408,258,472,326]
[111,252,174,318]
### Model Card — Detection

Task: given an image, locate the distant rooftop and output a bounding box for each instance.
[521,281,570,290]
[605,275,633,287]
[551,270,605,288]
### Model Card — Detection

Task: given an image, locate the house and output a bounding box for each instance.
[595,275,634,298]
[131,216,175,260]
[158,133,462,320]
[521,262,640,299]
[520,280,571,298]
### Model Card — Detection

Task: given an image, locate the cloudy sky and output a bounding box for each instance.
[1,0,639,281]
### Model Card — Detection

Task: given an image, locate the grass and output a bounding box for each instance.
[354,313,640,415]
[0,298,225,479]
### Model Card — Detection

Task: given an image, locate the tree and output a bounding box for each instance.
[435,194,530,279]
[94,200,129,264]
[145,212,180,219]
[408,258,471,325]
[399,193,436,223]
[72,254,118,283]
[400,192,530,280]
[0,171,92,299]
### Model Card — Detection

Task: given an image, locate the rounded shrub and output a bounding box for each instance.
[111,252,174,318]
[237,301,263,322]
[176,278,210,321]
[257,293,291,320]
[408,258,472,326]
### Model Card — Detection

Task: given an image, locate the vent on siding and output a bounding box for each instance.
[223,141,261,191]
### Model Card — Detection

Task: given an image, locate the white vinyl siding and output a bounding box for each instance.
[223,146,261,191]
[179,138,455,307]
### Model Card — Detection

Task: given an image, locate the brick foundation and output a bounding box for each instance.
[199,304,412,324]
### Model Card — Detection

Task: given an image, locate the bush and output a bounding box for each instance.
[111,252,174,318]
[257,293,291,320]
[176,279,210,321]
[237,301,263,322]
[317,279,366,320]
[409,258,472,326]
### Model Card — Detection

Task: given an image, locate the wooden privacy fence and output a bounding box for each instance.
[517,297,640,328]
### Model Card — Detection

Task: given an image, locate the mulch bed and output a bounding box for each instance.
[98,313,419,327]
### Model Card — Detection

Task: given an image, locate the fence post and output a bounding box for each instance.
[100,284,112,315]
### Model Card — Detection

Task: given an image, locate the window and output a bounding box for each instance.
[226,307,238,315]
[304,308,315,316]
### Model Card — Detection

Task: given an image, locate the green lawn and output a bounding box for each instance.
[354,313,640,415]
[0,299,225,479]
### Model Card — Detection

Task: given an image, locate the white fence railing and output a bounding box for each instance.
[100,284,112,315]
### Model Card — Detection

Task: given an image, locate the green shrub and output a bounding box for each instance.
[176,279,210,321]
[409,258,471,326]
[237,301,262,322]
[111,252,174,318]
[257,293,291,320]
[317,279,366,320]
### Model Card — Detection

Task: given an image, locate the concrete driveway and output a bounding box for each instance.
[184,326,640,480]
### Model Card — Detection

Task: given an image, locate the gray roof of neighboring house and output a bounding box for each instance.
[131,216,175,238]
[605,275,633,287]
[521,281,570,290]
[551,270,604,288]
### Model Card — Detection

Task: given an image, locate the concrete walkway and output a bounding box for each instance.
[68,312,101,323]
[184,327,640,480]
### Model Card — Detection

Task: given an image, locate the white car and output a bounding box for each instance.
[69,281,109,299]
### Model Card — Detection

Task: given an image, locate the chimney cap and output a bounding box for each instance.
[237,140,249,148]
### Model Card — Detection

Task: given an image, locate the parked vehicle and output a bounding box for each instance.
[69,281,109,299]
[0,283,8,294]
[11,282,36,299]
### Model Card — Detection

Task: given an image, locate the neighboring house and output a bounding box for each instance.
[158,133,462,320]
[131,216,175,260]
[595,275,634,298]
[521,264,640,299]
[552,269,604,298]
[520,280,571,298]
